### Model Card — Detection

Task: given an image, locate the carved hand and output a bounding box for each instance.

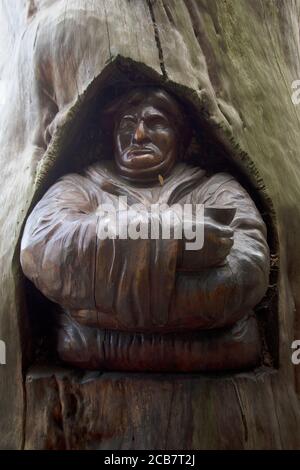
[178,216,234,271]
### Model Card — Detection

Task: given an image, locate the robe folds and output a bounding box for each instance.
[20,161,270,370]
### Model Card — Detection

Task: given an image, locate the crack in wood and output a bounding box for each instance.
[231,379,249,444]
[147,0,167,78]
[103,0,112,61]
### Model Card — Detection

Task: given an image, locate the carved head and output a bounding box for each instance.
[109,87,190,182]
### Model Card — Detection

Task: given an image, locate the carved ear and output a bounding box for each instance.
[176,110,193,162]
[101,99,121,123]
[99,92,127,136]
[181,123,193,161]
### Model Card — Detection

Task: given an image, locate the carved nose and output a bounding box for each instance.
[133,121,147,143]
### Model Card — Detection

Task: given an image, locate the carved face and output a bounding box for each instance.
[114,89,182,183]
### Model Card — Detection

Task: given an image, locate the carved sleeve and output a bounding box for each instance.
[20,172,179,329]
[169,175,270,329]
[20,174,99,309]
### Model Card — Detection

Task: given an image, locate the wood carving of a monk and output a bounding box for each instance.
[20,87,270,371]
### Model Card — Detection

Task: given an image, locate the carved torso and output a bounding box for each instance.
[20,160,269,371]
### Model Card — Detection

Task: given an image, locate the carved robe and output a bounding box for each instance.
[20,161,269,371]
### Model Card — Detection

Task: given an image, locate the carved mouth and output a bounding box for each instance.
[121,148,162,169]
[128,148,155,157]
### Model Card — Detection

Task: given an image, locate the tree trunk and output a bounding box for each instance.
[1,0,300,449]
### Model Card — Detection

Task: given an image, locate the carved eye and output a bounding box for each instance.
[118,116,136,132]
[146,115,168,129]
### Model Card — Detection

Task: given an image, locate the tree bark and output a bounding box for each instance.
[0,0,300,449]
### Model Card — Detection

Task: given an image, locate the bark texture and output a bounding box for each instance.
[24,366,300,450]
[0,0,300,449]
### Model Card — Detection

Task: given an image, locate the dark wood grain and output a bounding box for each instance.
[25,366,300,450]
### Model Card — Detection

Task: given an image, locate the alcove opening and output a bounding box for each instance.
[18,58,279,373]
